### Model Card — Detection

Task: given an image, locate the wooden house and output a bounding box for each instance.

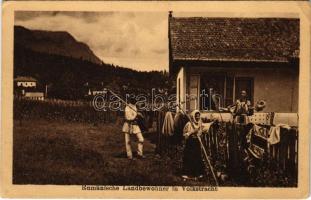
[168,13,299,113]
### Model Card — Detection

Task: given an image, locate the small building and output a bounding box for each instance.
[168,13,299,113]
[24,92,45,101]
[14,76,37,88]
[14,76,46,100]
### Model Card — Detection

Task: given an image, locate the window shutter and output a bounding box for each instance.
[189,75,200,111]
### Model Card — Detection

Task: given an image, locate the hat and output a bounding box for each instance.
[255,100,266,111]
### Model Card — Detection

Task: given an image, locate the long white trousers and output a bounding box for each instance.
[125,133,144,158]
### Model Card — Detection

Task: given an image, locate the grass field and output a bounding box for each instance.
[13,118,297,187]
[13,119,211,186]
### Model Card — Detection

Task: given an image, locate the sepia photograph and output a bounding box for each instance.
[1,1,310,198]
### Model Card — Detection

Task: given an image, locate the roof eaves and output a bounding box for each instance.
[173,57,291,63]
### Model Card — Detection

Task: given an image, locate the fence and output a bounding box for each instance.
[156,111,298,186]
[14,98,121,124]
[226,122,298,186]
[14,98,158,128]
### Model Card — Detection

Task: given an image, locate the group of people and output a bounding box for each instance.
[121,90,253,180]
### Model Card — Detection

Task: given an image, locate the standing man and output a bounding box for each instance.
[122,98,145,160]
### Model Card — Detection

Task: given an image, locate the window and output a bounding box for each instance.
[200,73,225,110]
[199,74,254,110]
[225,77,234,106]
[225,77,254,106]
[234,77,254,104]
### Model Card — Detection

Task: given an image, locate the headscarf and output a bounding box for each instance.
[190,110,201,125]
[183,110,202,138]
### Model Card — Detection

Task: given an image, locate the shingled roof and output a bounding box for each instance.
[169,16,299,71]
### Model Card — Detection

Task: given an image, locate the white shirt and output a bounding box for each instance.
[124,104,137,121]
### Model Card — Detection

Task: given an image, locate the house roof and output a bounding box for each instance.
[14,76,37,82]
[169,17,299,72]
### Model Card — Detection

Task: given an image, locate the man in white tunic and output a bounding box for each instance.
[122,99,144,160]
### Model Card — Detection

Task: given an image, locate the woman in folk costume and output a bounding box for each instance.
[182,110,205,179]
[234,90,252,123]
[122,98,145,160]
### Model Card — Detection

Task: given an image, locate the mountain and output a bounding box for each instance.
[14,26,172,100]
[14,26,102,65]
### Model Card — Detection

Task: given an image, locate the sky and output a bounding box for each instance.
[15,11,169,72]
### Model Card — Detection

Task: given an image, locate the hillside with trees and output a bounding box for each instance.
[14,26,173,100]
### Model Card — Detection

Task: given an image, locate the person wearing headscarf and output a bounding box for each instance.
[122,98,145,160]
[181,110,205,179]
